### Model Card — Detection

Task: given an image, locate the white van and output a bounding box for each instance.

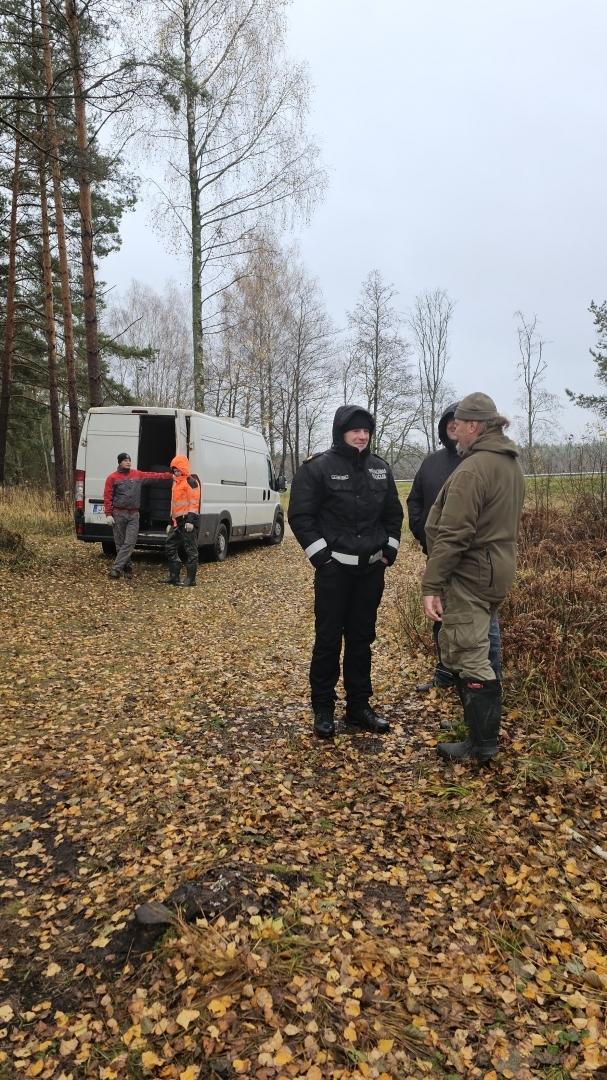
[74,407,286,561]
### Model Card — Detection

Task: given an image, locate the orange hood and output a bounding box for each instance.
[170,455,191,476]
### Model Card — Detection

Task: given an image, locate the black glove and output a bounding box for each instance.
[309,546,330,568]
[382,545,398,567]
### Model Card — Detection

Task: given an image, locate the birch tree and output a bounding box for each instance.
[134,0,326,410]
[407,287,456,452]
[514,311,562,474]
[346,270,418,462]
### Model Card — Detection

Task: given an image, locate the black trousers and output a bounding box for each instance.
[310,560,385,710]
[165,523,199,565]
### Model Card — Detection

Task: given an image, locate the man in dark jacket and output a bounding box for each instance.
[289,405,404,739]
[104,453,172,580]
[407,403,502,693]
[407,403,461,690]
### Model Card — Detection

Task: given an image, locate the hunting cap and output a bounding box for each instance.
[455,392,498,422]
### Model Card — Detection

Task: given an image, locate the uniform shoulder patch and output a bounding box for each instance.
[304,451,325,463]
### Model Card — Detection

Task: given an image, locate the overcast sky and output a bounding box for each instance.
[102,0,607,436]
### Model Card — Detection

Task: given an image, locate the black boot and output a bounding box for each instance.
[123,563,133,581]
[344,705,390,734]
[437,678,502,763]
[314,709,335,739]
[178,561,198,587]
[159,560,182,585]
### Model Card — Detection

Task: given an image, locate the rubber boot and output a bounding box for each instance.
[437,678,502,763]
[178,561,198,587]
[159,560,182,585]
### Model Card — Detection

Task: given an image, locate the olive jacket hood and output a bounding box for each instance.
[422,429,525,603]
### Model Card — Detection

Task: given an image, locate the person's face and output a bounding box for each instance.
[446,418,458,442]
[171,466,183,477]
[120,457,131,470]
[453,419,482,449]
[343,428,370,451]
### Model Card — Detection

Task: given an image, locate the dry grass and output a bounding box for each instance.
[0,486,72,538]
[502,493,607,742]
[394,486,607,746]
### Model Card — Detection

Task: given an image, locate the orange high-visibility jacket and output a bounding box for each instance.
[170,455,201,525]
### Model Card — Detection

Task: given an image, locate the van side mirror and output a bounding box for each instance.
[278,475,287,493]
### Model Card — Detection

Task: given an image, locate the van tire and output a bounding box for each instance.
[102,540,116,556]
[264,514,284,545]
[207,522,228,562]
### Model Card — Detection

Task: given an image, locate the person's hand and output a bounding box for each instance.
[106,515,114,526]
[424,595,443,622]
[184,523,194,532]
[381,557,389,565]
[166,525,172,534]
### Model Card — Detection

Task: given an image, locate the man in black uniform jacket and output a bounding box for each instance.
[289,405,404,739]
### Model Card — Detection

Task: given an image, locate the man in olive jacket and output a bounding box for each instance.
[422,393,525,762]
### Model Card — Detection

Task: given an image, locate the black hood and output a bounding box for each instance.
[332,404,375,451]
[438,400,460,450]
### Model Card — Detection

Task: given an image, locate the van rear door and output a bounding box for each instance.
[200,420,246,536]
[84,412,139,528]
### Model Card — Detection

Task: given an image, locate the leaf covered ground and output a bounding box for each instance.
[2,525,607,1080]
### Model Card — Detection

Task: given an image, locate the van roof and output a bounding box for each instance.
[88,407,244,430]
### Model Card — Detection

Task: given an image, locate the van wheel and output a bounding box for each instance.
[208,523,228,562]
[264,515,284,545]
[102,540,116,556]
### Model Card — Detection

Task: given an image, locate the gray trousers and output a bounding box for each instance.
[111,511,140,572]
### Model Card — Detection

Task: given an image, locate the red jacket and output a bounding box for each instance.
[104,468,172,515]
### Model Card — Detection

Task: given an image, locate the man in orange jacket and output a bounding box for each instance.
[160,455,201,587]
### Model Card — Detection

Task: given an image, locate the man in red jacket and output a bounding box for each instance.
[104,453,172,580]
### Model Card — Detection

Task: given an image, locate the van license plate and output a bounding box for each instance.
[92,504,105,516]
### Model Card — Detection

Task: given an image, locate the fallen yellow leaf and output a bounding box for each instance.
[44,963,61,977]
[0,1005,14,1023]
[232,1060,251,1074]
[274,1048,292,1066]
[27,1060,44,1077]
[462,973,475,989]
[176,1009,200,1030]
[344,998,360,1017]
[59,1038,78,1056]
[378,1039,394,1052]
[343,1023,357,1042]
[179,1068,199,1080]
[141,1051,165,1069]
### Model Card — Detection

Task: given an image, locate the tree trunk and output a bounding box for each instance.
[183,0,204,411]
[38,124,66,498]
[65,0,101,407]
[0,125,20,485]
[41,0,79,470]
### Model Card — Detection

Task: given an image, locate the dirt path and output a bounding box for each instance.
[1,534,607,1080]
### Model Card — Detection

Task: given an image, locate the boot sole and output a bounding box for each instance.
[437,746,498,763]
[344,720,390,735]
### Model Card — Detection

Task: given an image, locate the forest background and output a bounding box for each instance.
[2,0,607,496]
